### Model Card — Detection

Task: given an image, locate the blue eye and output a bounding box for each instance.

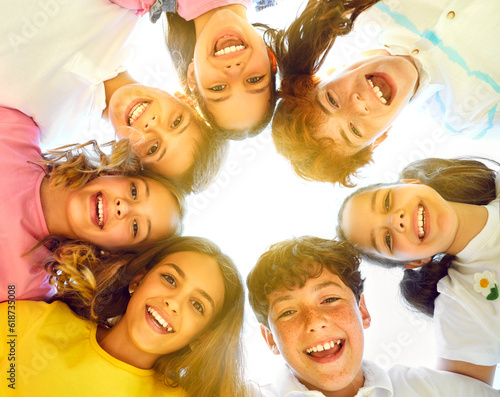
[322,297,339,304]
[210,84,226,92]
[192,300,205,314]
[131,183,137,199]
[162,274,176,287]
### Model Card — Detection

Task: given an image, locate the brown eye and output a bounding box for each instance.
[170,116,182,128]
[147,142,159,155]
[385,232,392,251]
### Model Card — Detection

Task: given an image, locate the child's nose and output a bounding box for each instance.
[390,210,405,231]
[143,114,158,132]
[304,309,328,332]
[350,92,369,114]
[115,198,130,219]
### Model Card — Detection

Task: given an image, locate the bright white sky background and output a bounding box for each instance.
[91,0,500,389]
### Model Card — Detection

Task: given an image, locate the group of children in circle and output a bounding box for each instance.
[1,0,499,395]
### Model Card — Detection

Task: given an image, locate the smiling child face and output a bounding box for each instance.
[261,269,371,394]
[189,9,272,131]
[122,251,225,361]
[341,182,459,262]
[314,53,419,155]
[66,175,180,251]
[108,84,203,179]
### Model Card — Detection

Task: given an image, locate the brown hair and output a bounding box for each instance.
[337,157,498,316]
[165,12,277,138]
[49,236,247,397]
[247,236,364,327]
[265,0,379,186]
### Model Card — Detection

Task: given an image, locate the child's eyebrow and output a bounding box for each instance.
[269,294,293,312]
[314,96,356,148]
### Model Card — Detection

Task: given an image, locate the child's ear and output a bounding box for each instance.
[358,294,371,330]
[129,267,148,291]
[369,127,391,151]
[404,257,432,269]
[187,62,196,91]
[260,324,280,355]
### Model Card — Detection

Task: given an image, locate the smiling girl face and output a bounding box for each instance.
[314,53,419,155]
[188,9,272,131]
[340,182,459,262]
[121,251,225,361]
[108,84,203,179]
[65,175,180,251]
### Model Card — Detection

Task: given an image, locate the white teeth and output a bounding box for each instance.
[128,101,149,125]
[97,194,103,227]
[417,204,426,239]
[306,340,342,354]
[147,307,174,332]
[214,44,245,57]
[367,78,388,104]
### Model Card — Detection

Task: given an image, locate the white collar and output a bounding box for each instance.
[271,360,393,397]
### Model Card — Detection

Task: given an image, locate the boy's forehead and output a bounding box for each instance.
[267,270,348,308]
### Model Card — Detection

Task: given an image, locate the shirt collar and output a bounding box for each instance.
[274,361,393,397]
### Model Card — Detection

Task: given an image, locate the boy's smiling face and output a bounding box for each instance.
[261,269,371,395]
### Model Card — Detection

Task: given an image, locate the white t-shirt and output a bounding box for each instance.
[252,360,498,396]
[370,0,500,138]
[0,0,142,148]
[436,191,500,366]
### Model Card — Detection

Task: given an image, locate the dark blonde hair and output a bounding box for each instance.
[165,12,277,139]
[32,140,185,274]
[49,236,246,397]
[337,157,498,316]
[266,0,379,186]
[247,236,364,328]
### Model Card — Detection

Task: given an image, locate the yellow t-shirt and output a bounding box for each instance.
[0,300,186,397]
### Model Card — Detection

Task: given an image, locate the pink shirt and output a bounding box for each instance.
[0,108,53,302]
[112,0,252,20]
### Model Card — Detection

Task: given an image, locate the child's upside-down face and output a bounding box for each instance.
[108,84,203,180]
[262,269,370,394]
[313,53,419,155]
[189,9,272,132]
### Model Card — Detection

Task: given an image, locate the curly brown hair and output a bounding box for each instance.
[247,236,364,327]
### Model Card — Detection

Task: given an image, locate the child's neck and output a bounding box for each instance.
[96,321,160,369]
[193,5,247,39]
[446,202,489,256]
[40,177,75,238]
[102,71,137,119]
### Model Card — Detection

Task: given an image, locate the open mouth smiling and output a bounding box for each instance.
[305,339,344,358]
[94,192,107,229]
[417,203,426,240]
[128,101,150,126]
[366,75,392,105]
[213,34,246,57]
[147,306,175,333]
